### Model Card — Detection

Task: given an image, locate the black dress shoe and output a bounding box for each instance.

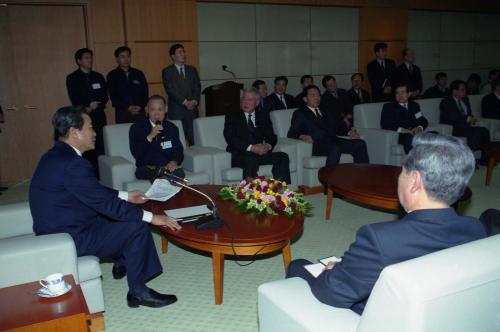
[127,289,177,308]
[0,186,7,191]
[112,264,127,279]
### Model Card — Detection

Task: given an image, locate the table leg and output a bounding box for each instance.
[485,157,495,186]
[212,251,224,305]
[325,187,333,220]
[161,235,168,254]
[282,241,291,271]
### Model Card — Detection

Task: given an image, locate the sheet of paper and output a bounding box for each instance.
[304,256,342,278]
[145,179,181,202]
[165,205,212,219]
[319,255,342,266]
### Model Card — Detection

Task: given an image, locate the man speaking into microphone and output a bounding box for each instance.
[129,95,185,182]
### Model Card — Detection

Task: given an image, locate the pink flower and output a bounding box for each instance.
[290,202,297,209]
[237,191,245,199]
[257,198,262,204]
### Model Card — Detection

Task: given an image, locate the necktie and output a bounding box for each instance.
[457,101,466,115]
[332,91,338,99]
[381,60,385,69]
[247,113,255,132]
[279,95,287,109]
[357,89,363,102]
[408,64,413,73]
[314,108,322,118]
[180,67,186,79]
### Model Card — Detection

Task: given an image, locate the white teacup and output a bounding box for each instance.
[39,273,65,294]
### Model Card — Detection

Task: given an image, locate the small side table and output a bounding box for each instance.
[0,275,90,331]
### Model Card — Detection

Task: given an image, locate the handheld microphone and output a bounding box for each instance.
[155,120,162,142]
[221,65,236,79]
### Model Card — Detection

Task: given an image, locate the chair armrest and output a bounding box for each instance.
[427,123,453,136]
[258,277,360,332]
[275,139,298,171]
[98,155,136,190]
[0,233,79,288]
[186,146,231,184]
[0,202,33,239]
[183,147,214,178]
[475,117,500,135]
[356,128,399,165]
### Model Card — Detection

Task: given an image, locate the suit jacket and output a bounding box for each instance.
[380,101,428,132]
[481,93,500,119]
[266,92,297,111]
[107,66,149,123]
[129,119,184,167]
[367,58,396,102]
[440,96,473,137]
[421,85,450,99]
[161,64,201,118]
[311,208,486,314]
[347,88,371,107]
[257,97,272,113]
[295,91,306,108]
[224,110,277,155]
[393,63,423,96]
[29,141,143,241]
[320,89,351,116]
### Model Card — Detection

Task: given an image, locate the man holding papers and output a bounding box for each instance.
[286,133,486,314]
[30,106,181,308]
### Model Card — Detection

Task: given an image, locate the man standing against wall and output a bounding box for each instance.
[367,43,396,102]
[162,44,201,145]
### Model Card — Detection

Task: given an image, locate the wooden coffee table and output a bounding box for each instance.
[0,275,90,331]
[147,185,304,305]
[319,164,472,219]
[485,142,500,186]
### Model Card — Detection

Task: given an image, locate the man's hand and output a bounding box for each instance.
[467,115,477,125]
[323,262,336,271]
[151,214,181,231]
[411,126,424,135]
[89,101,101,110]
[185,100,196,111]
[165,160,178,172]
[147,124,163,141]
[400,128,414,135]
[299,134,313,144]
[128,105,141,114]
[128,191,148,204]
[263,143,272,152]
[348,128,360,139]
[383,86,392,94]
[250,144,268,155]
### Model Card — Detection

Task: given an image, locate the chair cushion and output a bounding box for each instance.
[222,168,243,181]
[304,156,327,169]
[123,179,151,192]
[77,255,102,282]
[185,171,210,185]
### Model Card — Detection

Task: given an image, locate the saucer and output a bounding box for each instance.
[36,282,72,298]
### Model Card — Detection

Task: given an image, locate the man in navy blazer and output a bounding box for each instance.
[265,76,298,111]
[30,106,181,308]
[381,85,429,153]
[129,95,185,182]
[287,133,486,315]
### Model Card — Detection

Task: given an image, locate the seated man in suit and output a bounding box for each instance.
[466,73,482,95]
[422,72,449,99]
[481,79,500,120]
[347,72,371,108]
[367,42,396,102]
[30,106,181,308]
[288,85,369,166]
[440,80,490,163]
[381,84,429,153]
[129,95,185,183]
[393,48,423,99]
[252,79,271,112]
[295,75,314,107]
[266,76,297,111]
[287,133,486,314]
[223,88,291,183]
[480,69,499,94]
[320,75,352,128]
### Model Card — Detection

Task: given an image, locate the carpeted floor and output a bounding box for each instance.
[0,167,498,331]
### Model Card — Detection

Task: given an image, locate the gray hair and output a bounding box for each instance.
[240,87,261,101]
[402,132,475,205]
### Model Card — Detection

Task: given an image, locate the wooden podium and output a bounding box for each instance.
[202,81,243,117]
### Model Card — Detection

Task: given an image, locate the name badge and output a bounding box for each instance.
[92,83,101,90]
[161,141,173,149]
[415,111,423,119]
[132,80,141,85]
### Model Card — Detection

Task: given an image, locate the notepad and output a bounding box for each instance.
[165,205,212,222]
[304,256,342,278]
[145,179,181,202]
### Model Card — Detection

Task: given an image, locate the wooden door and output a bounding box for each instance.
[0,4,87,181]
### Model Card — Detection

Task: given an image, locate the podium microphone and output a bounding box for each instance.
[157,168,224,230]
[221,65,236,79]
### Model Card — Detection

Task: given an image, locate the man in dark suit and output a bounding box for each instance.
[481,80,500,120]
[381,85,429,153]
[288,85,369,166]
[422,72,450,99]
[266,76,297,111]
[66,48,108,172]
[295,75,314,108]
[129,95,185,183]
[30,106,181,308]
[162,43,201,145]
[107,46,149,124]
[287,133,486,314]
[440,80,490,162]
[223,88,290,183]
[393,48,423,99]
[347,72,371,108]
[367,43,396,102]
[252,79,272,113]
[320,75,352,128]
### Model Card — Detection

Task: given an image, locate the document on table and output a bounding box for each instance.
[165,205,212,223]
[145,179,182,202]
[304,256,342,278]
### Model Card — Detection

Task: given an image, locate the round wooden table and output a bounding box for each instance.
[318,164,472,219]
[147,185,304,305]
[485,142,500,186]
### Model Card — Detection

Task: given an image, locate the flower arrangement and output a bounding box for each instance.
[219,176,312,217]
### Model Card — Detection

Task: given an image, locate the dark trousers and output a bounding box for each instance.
[286,259,316,286]
[168,107,196,146]
[74,218,162,293]
[231,151,291,183]
[314,138,370,166]
[135,166,186,183]
[399,133,414,154]
[466,126,490,152]
[115,107,144,124]
[479,209,500,237]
